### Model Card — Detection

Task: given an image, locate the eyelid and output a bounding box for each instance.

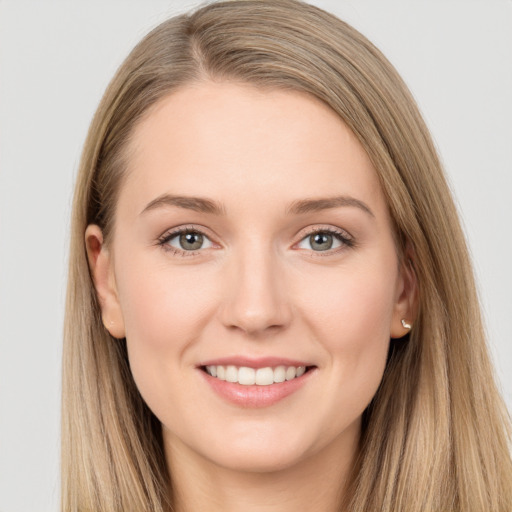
[293,225,355,254]
[156,223,355,257]
[157,224,219,256]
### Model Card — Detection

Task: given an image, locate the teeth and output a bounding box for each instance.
[225,365,238,383]
[205,365,307,385]
[255,367,274,385]
[285,366,296,381]
[274,365,286,383]
[238,366,255,385]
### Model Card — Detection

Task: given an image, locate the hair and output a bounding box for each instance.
[62,0,512,510]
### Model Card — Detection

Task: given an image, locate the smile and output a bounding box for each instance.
[204,365,307,386]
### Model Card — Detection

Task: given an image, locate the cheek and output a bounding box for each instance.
[297,257,397,406]
[300,258,398,344]
[113,255,219,406]
[117,256,216,347]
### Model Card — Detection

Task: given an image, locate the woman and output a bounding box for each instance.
[62,0,512,510]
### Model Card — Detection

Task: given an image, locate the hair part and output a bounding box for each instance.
[63,1,512,510]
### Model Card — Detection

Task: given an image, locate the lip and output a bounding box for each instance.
[197,356,314,369]
[197,360,317,408]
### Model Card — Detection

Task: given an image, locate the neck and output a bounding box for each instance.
[164,421,360,512]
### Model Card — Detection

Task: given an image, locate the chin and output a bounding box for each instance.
[205,445,309,474]
[194,424,323,474]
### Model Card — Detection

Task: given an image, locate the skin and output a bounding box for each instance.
[86,82,415,512]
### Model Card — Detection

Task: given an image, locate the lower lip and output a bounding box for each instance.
[199,368,316,408]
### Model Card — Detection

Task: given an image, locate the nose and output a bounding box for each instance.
[218,244,292,336]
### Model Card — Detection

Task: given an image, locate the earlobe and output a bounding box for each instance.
[390,249,418,339]
[85,225,126,339]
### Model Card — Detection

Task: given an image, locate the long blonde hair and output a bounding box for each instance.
[62,1,512,510]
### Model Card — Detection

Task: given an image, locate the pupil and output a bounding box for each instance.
[180,232,203,250]
[311,233,332,251]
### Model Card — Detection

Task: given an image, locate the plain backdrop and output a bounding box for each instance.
[0,1,511,510]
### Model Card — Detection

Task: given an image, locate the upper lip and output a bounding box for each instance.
[197,356,315,369]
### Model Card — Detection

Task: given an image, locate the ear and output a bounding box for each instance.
[390,245,418,339]
[85,225,126,339]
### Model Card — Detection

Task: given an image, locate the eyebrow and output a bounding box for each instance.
[286,196,374,217]
[140,194,226,216]
[140,193,374,218]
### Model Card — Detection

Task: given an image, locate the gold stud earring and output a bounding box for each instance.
[401,319,412,329]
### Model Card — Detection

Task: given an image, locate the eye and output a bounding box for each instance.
[296,228,353,252]
[160,229,213,252]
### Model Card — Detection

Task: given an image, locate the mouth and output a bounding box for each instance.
[201,364,314,386]
[197,357,317,407]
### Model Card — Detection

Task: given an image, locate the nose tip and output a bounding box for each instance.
[226,302,288,336]
[218,253,292,336]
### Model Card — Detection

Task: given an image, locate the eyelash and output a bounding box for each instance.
[157,225,212,257]
[298,226,355,256]
[157,225,355,257]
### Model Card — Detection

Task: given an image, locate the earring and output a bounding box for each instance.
[401,319,412,329]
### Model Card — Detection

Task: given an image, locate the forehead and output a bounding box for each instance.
[120,81,386,218]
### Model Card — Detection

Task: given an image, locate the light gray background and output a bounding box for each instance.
[1,1,511,510]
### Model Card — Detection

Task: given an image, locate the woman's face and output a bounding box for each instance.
[88,82,413,474]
